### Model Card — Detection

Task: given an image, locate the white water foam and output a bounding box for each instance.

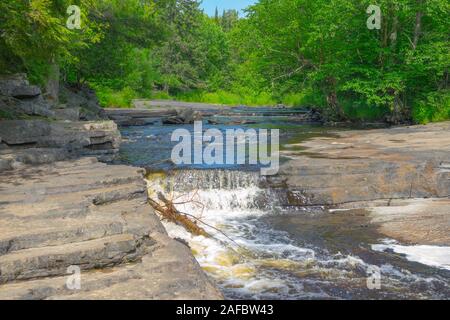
[372,243,450,271]
[147,173,325,298]
[147,171,450,299]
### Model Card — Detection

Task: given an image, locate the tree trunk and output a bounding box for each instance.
[412,1,424,50]
[387,89,408,124]
[325,77,344,120]
[390,16,399,48]
[45,60,60,104]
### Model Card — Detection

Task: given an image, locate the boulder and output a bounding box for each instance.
[0,74,41,99]
[59,85,107,121]
[162,117,185,125]
[0,74,55,118]
[177,108,202,123]
[0,75,108,121]
[162,108,202,125]
[11,85,41,99]
[16,96,55,118]
[0,74,29,96]
[53,107,80,121]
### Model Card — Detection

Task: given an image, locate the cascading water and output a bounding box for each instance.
[119,120,449,299]
[147,169,450,300]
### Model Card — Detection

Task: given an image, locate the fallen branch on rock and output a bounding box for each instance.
[148,192,210,237]
[148,192,246,255]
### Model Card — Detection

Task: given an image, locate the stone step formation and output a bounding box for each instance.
[0,73,222,300]
[0,158,222,299]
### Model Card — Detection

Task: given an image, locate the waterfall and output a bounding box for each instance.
[147,169,281,212]
[146,169,318,299]
[145,168,450,300]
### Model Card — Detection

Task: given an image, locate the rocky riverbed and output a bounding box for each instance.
[1,73,449,299]
[133,120,449,299]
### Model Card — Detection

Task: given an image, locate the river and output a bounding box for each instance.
[117,113,450,300]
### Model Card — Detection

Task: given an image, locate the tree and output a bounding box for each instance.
[230,0,449,122]
[0,0,103,88]
[221,9,239,32]
[214,6,219,23]
[152,0,230,93]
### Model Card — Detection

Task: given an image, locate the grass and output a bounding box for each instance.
[94,86,138,108]
[87,83,450,126]
[94,87,279,108]
[174,90,277,106]
[281,88,327,108]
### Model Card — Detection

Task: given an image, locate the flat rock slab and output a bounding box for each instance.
[104,108,178,126]
[0,236,222,300]
[273,122,450,247]
[367,198,450,246]
[0,158,222,299]
[0,74,40,98]
[275,122,450,205]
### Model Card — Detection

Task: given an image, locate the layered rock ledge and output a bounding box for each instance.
[0,74,222,299]
[0,120,121,171]
[0,158,222,299]
[1,74,106,121]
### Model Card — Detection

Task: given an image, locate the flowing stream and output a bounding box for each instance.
[118,117,450,300]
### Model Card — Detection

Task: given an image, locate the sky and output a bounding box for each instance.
[200,0,257,16]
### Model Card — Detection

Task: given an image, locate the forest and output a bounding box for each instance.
[0,0,449,123]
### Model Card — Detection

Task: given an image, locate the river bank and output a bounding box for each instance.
[0,158,222,299]
[0,76,223,299]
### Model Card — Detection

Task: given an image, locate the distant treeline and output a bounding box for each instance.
[0,0,448,123]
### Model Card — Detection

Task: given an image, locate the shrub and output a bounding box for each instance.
[93,85,138,108]
[412,91,450,124]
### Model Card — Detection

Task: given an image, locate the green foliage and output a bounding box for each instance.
[412,90,450,124]
[230,0,449,122]
[340,98,391,122]
[1,0,448,124]
[92,84,138,108]
[281,88,325,108]
[63,0,233,104]
[152,91,172,100]
[0,0,104,84]
[151,2,231,94]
